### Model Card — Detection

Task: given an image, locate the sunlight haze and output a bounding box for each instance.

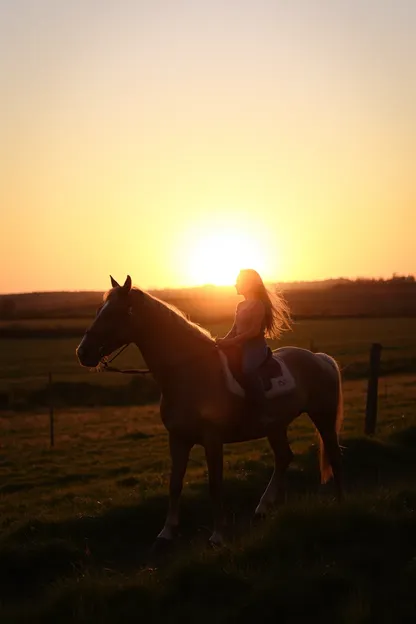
[1,0,415,293]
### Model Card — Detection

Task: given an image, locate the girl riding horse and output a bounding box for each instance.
[216,269,291,419]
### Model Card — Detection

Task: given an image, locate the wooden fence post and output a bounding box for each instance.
[48,372,54,447]
[364,343,382,435]
[8,387,14,409]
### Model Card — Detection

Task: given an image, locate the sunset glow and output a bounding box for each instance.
[187,230,267,287]
[1,1,415,294]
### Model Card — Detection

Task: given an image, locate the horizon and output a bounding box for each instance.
[1,272,415,298]
[1,0,415,294]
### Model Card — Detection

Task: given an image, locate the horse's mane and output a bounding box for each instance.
[104,286,214,343]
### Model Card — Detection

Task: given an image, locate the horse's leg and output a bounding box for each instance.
[309,355,344,501]
[310,413,344,502]
[156,433,193,542]
[317,426,344,501]
[204,434,224,546]
[255,426,293,516]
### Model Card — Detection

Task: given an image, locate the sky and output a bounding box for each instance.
[1,0,415,293]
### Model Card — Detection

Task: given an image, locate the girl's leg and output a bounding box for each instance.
[242,342,268,417]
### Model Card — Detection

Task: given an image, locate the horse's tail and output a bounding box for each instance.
[315,353,344,484]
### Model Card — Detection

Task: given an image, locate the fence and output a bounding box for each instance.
[41,342,385,448]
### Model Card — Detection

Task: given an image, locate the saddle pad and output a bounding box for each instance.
[219,350,296,399]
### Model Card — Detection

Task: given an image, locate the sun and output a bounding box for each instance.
[187,230,267,286]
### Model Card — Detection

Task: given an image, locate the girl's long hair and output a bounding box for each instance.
[238,269,292,339]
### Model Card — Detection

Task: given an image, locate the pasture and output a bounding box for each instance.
[1,316,416,399]
[0,316,416,622]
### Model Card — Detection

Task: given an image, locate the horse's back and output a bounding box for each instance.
[272,345,316,361]
[273,345,338,381]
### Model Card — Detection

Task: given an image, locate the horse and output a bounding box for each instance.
[76,275,344,547]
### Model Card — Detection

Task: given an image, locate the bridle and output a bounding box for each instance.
[98,344,152,375]
[86,305,220,376]
[96,340,220,376]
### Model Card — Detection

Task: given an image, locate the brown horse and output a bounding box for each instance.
[76,275,344,546]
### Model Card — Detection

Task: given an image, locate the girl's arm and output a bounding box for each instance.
[225,302,264,346]
[216,305,239,345]
[223,319,237,339]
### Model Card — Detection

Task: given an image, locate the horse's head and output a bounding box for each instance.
[76,275,134,368]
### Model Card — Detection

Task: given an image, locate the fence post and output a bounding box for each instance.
[48,372,54,447]
[364,343,382,435]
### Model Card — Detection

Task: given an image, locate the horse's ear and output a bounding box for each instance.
[122,275,132,294]
[110,275,120,289]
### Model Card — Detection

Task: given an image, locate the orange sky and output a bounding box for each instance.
[1,0,415,294]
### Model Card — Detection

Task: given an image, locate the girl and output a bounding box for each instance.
[216,269,291,417]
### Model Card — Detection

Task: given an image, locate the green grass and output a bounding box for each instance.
[0,375,416,622]
[1,317,416,397]
[0,318,92,330]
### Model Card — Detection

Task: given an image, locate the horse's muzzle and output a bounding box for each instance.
[76,343,100,368]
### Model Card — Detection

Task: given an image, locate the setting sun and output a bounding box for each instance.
[187,230,267,286]
[1,0,415,295]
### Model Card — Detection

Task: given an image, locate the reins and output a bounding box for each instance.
[98,342,219,376]
[99,344,152,375]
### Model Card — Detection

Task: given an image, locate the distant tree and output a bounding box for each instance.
[388,273,415,284]
[0,298,16,320]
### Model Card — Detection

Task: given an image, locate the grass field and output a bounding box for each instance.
[1,315,416,621]
[1,317,416,400]
[0,372,416,622]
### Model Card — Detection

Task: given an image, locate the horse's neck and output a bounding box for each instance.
[132,304,213,383]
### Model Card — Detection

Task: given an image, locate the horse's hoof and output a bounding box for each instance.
[149,537,173,558]
[208,531,225,548]
[209,541,224,551]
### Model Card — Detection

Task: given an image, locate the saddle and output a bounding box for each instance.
[221,345,283,392]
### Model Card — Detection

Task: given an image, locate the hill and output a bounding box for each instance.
[1,276,416,322]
